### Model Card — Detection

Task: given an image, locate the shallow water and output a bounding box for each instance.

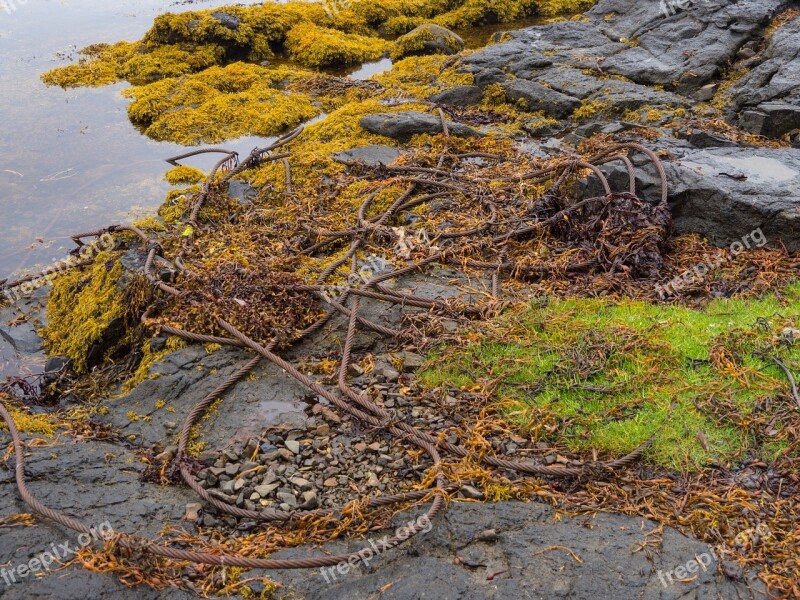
[0,0,280,278]
[0,0,541,279]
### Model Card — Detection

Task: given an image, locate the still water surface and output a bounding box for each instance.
[0,0,539,278]
[0,0,290,277]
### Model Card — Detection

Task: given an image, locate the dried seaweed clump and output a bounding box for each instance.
[163,264,323,348]
[533,191,672,278]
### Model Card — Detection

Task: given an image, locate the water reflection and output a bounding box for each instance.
[0,0,269,277]
[0,0,543,278]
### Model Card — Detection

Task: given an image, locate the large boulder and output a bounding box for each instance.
[595,137,800,251]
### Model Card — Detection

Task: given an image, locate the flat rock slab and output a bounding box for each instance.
[0,437,197,599]
[96,346,310,450]
[266,501,763,600]
[360,112,481,141]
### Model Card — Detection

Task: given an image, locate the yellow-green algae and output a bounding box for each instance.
[165,165,206,185]
[374,54,474,99]
[285,23,389,68]
[0,394,59,437]
[124,62,320,144]
[42,0,600,88]
[421,284,800,470]
[121,336,188,394]
[43,253,126,374]
[41,42,226,88]
[158,186,200,223]
[40,0,601,146]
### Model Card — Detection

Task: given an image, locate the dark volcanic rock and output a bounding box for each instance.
[210,11,241,30]
[459,0,785,118]
[593,138,800,251]
[589,0,785,92]
[726,16,800,137]
[738,103,800,138]
[501,79,581,118]
[429,85,484,107]
[267,501,763,600]
[360,111,481,140]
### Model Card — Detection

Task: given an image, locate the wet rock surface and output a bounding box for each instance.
[0,437,198,599]
[592,137,800,250]
[95,346,310,450]
[461,0,790,124]
[360,111,481,140]
[0,289,47,380]
[266,502,763,600]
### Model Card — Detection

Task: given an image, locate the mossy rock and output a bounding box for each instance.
[43,251,147,374]
[421,285,800,470]
[284,22,389,68]
[391,23,464,60]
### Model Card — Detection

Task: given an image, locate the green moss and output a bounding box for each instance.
[421,284,800,470]
[43,253,126,374]
[285,23,389,68]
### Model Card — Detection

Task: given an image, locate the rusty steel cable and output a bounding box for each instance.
[0,125,673,575]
